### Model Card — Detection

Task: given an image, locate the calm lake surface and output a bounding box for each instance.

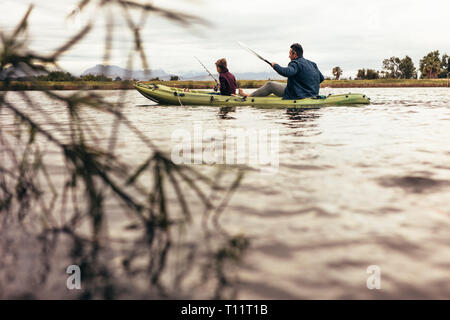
[1,87,450,299]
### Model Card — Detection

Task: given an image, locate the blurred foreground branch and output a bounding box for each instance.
[0,2,246,299]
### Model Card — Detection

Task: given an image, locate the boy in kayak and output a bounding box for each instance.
[238,43,324,99]
[215,58,237,96]
[184,58,237,95]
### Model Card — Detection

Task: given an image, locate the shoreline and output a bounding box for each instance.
[0,79,448,91]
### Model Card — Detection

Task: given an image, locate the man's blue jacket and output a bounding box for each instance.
[273,57,324,99]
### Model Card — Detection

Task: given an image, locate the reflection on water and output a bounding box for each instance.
[218,106,236,119]
[286,108,321,121]
[1,87,450,299]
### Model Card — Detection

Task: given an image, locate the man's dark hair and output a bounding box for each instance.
[290,43,303,57]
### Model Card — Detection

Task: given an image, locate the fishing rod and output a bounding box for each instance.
[193,56,220,87]
[238,41,272,66]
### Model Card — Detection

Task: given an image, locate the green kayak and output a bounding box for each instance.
[134,83,370,108]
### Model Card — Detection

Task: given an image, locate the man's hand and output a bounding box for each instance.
[213,85,219,92]
[271,62,276,68]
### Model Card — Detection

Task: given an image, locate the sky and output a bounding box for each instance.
[1,0,449,78]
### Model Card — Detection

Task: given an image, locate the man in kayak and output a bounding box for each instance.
[238,43,324,99]
[215,58,237,96]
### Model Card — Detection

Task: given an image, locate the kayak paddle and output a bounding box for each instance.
[238,41,272,66]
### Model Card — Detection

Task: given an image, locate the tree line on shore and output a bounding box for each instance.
[331,50,449,80]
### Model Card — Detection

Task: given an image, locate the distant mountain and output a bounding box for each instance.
[80,65,284,81]
[81,64,177,80]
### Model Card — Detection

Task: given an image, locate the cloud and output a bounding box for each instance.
[1,0,449,78]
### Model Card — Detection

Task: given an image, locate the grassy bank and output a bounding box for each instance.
[1,79,448,91]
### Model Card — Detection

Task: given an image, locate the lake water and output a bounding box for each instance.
[1,87,449,299]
